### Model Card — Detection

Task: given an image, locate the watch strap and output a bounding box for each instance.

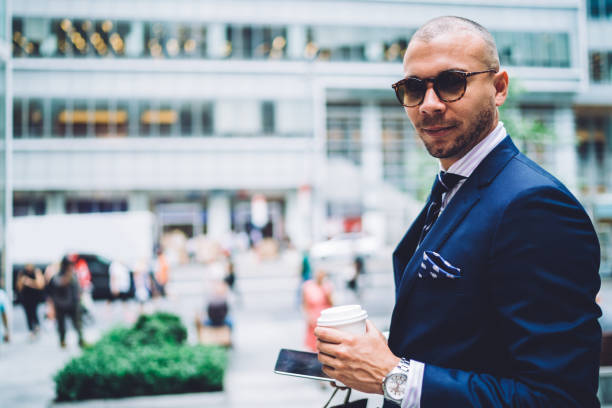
[397,357,410,374]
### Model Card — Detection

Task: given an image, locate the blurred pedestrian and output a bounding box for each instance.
[48,256,84,348]
[346,255,365,299]
[74,257,94,324]
[195,281,232,347]
[132,259,152,314]
[205,281,232,329]
[224,257,239,295]
[295,248,312,308]
[16,264,45,338]
[152,248,169,298]
[0,277,10,344]
[109,260,131,301]
[42,262,59,324]
[301,249,312,282]
[302,269,333,352]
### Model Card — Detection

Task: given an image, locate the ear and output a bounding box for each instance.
[493,70,509,107]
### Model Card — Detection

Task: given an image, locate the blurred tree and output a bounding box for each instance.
[499,81,555,153]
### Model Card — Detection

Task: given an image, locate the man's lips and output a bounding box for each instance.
[422,125,456,136]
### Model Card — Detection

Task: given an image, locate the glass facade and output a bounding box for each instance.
[576,114,611,194]
[326,104,361,165]
[588,0,612,18]
[380,106,434,199]
[10,18,573,68]
[11,98,296,138]
[590,51,612,83]
[494,31,571,68]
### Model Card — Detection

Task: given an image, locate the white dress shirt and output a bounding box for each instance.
[399,121,508,408]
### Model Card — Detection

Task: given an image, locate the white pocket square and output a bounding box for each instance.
[419,251,462,279]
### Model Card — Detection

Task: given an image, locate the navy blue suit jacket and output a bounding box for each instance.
[386,136,602,407]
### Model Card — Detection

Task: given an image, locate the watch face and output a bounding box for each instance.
[385,373,408,400]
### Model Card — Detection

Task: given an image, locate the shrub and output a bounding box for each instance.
[54,312,227,401]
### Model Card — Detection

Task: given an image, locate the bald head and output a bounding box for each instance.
[409,16,500,71]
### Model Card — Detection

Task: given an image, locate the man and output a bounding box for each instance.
[49,256,85,348]
[315,16,601,407]
[16,264,45,338]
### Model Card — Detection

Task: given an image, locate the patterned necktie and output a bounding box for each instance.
[418,171,467,244]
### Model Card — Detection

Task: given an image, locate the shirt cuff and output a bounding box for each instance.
[401,360,424,408]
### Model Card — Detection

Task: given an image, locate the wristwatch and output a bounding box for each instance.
[382,358,410,405]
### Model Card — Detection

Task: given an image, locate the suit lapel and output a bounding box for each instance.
[394,136,519,298]
[396,178,480,296]
[392,205,427,288]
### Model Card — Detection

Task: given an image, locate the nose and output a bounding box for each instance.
[419,84,446,115]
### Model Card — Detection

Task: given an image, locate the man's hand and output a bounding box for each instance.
[315,320,400,394]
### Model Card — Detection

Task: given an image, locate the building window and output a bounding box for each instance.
[180,104,193,136]
[13,198,46,217]
[72,99,90,137]
[262,101,275,134]
[493,31,570,68]
[21,97,217,138]
[327,104,362,165]
[381,105,437,200]
[201,103,214,135]
[52,99,68,137]
[50,18,130,58]
[65,198,128,214]
[591,51,612,83]
[576,115,610,194]
[226,25,287,59]
[306,26,413,62]
[145,22,207,58]
[139,101,178,137]
[13,98,23,138]
[12,17,210,59]
[588,0,612,18]
[518,106,557,169]
[381,108,414,193]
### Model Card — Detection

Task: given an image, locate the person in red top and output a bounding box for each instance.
[153,248,169,297]
[302,269,333,352]
[74,258,91,292]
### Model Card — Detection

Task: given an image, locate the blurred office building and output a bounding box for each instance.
[5,0,612,271]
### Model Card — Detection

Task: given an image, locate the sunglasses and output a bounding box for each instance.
[391,69,497,107]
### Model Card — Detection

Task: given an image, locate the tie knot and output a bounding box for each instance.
[430,171,466,202]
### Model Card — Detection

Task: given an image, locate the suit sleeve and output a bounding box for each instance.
[420,186,602,407]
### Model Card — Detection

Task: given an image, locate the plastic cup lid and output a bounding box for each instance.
[317,305,368,326]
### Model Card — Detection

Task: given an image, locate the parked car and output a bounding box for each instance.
[310,233,381,261]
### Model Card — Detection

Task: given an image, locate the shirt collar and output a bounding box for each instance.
[441,121,507,178]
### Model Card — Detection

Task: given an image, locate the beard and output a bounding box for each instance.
[420,108,494,160]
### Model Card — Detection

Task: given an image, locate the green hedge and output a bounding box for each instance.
[54,312,227,401]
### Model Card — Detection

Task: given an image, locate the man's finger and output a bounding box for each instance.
[314,326,346,343]
[316,339,339,356]
[331,381,349,390]
[318,351,338,368]
[365,319,377,333]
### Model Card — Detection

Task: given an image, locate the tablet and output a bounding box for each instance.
[273,348,333,382]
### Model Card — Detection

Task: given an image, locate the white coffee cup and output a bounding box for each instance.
[317,305,368,335]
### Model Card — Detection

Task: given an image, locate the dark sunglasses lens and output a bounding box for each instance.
[397,78,425,107]
[436,71,466,102]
